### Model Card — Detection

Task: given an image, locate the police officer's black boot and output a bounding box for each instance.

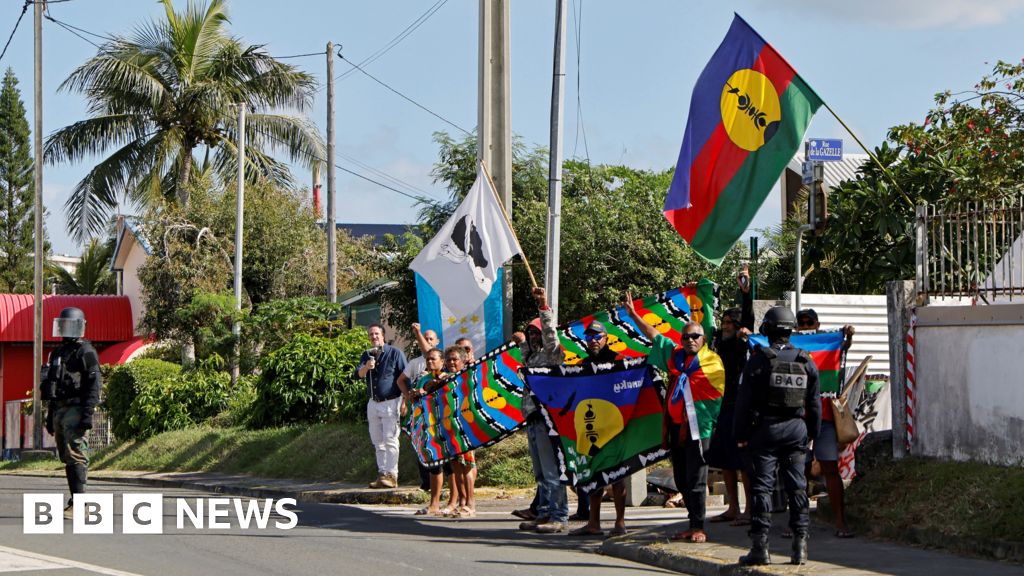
[739,532,771,566]
[64,464,79,519]
[791,532,809,565]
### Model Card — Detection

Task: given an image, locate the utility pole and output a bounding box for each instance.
[232,103,245,386]
[326,42,337,303]
[544,0,567,323]
[31,0,45,450]
[478,0,512,336]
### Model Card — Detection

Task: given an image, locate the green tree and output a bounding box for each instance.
[47,238,116,294]
[801,60,1024,294]
[379,132,746,344]
[44,0,325,241]
[0,69,36,293]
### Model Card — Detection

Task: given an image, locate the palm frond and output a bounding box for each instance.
[43,114,149,165]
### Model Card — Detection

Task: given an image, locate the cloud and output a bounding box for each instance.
[761,0,1024,29]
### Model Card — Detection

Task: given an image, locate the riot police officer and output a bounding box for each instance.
[40,307,101,519]
[733,306,821,565]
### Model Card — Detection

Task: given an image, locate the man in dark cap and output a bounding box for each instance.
[568,320,629,537]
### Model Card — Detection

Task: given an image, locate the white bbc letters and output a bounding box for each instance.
[122,493,164,534]
[74,494,114,534]
[23,494,64,534]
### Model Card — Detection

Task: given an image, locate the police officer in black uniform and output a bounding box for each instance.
[41,307,101,518]
[733,306,821,566]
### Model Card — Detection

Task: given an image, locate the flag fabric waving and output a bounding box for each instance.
[525,359,669,494]
[664,14,823,264]
[405,283,721,466]
[406,341,528,466]
[415,269,505,355]
[410,164,521,316]
[664,344,726,441]
[557,280,719,365]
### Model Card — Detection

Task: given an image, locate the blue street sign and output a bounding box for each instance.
[807,138,843,162]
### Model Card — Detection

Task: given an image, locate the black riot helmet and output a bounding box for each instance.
[53,307,87,340]
[758,306,796,341]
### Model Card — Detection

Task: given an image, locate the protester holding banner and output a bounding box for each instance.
[624,295,724,544]
[795,308,856,539]
[518,287,570,534]
[439,345,478,518]
[706,268,755,526]
[411,348,455,516]
[568,320,630,537]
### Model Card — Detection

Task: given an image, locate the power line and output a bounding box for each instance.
[272,50,326,59]
[335,0,449,83]
[0,1,30,64]
[45,13,101,48]
[338,53,472,136]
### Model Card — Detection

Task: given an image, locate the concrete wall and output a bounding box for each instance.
[913,303,1024,465]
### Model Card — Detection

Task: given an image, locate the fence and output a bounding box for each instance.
[2,400,113,460]
[916,201,1024,303]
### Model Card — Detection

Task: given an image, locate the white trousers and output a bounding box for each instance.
[367,397,402,476]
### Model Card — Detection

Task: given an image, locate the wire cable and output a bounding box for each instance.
[338,53,471,136]
[335,0,448,83]
[0,1,30,64]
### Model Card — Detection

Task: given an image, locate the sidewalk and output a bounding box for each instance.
[6,469,1022,575]
[600,517,1024,576]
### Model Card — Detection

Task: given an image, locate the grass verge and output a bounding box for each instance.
[847,446,1024,563]
[1,423,534,489]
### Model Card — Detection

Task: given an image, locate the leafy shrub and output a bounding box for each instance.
[249,329,368,428]
[241,297,347,373]
[127,365,232,438]
[103,359,182,439]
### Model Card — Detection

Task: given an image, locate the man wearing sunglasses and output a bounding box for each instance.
[624,294,723,544]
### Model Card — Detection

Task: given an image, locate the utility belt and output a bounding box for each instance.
[53,396,83,407]
[753,409,804,427]
[371,393,402,403]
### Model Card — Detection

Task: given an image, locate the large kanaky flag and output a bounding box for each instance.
[410,164,521,316]
[664,14,822,264]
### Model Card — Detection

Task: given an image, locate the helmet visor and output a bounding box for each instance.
[53,317,86,339]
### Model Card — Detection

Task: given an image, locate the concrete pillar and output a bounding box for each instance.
[624,469,647,507]
[887,280,915,459]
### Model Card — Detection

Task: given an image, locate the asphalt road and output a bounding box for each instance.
[1,475,684,576]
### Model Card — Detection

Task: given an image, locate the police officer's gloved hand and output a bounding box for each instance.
[77,411,94,434]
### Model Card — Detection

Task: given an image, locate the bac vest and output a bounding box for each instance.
[761,347,809,412]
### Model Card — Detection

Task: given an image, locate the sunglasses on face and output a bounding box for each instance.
[681,333,703,341]
[584,333,606,342]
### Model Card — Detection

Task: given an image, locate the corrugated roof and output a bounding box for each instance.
[0,295,134,343]
[788,153,870,190]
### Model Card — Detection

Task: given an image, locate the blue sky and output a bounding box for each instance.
[2,0,1023,257]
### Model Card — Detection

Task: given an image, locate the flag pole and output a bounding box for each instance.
[821,101,914,208]
[479,160,539,288]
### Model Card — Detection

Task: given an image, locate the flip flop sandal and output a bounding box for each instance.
[609,526,628,537]
[414,507,430,516]
[455,508,476,518]
[568,526,605,537]
[709,513,736,523]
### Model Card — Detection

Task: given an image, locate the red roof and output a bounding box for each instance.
[97,336,152,365]
[0,295,134,343]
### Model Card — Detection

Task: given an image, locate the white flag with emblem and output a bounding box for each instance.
[410,165,521,317]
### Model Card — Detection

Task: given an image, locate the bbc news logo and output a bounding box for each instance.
[23,494,298,534]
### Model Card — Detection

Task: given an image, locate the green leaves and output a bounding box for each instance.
[249,329,370,428]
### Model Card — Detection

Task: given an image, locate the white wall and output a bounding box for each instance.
[122,245,148,335]
[914,304,1024,465]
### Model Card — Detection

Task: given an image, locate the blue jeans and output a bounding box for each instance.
[526,418,568,523]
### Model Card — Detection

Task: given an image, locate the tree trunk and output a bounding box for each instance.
[177,149,194,206]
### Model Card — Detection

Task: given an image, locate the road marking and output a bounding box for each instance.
[0,546,145,576]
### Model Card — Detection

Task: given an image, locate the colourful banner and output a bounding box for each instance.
[525,359,669,494]
[406,341,527,466]
[558,280,719,365]
[406,283,720,466]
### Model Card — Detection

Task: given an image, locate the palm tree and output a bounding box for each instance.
[48,238,116,295]
[44,0,325,241]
